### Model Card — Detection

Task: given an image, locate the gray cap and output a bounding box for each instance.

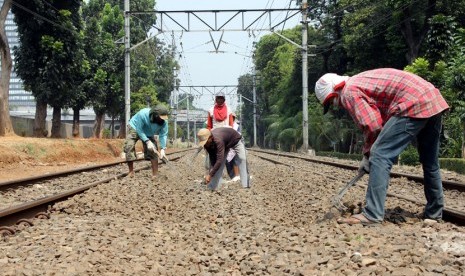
[215,91,225,98]
[150,104,169,120]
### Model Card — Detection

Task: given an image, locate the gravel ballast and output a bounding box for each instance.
[1,151,464,275]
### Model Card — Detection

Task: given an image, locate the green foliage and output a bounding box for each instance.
[249,27,304,147]
[15,143,46,159]
[168,122,184,144]
[237,73,256,145]
[12,0,84,108]
[404,58,432,80]
[12,0,84,137]
[80,0,176,125]
[441,111,464,157]
[426,14,457,65]
[130,85,159,116]
[176,93,195,110]
[318,151,465,175]
[278,128,298,152]
[399,145,420,166]
[440,158,465,174]
[102,128,111,139]
[316,151,363,161]
[442,28,465,157]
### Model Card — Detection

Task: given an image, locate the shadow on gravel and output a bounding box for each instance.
[318,205,420,226]
[385,206,419,224]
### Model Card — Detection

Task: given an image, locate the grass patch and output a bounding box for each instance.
[342,234,365,243]
[14,143,48,160]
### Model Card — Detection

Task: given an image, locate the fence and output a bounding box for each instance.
[11,116,95,138]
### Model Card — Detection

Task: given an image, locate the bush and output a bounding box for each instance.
[317,151,362,161]
[440,158,465,174]
[399,145,420,166]
[102,128,111,139]
[318,149,465,175]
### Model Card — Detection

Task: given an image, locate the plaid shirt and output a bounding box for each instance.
[340,68,449,155]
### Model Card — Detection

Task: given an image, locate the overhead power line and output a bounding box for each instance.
[11,0,78,35]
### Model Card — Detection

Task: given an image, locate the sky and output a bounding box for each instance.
[153,0,302,112]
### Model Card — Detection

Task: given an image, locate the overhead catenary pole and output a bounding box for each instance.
[238,93,255,145]
[126,7,301,144]
[193,116,198,145]
[301,0,309,152]
[173,67,178,146]
[124,0,131,137]
[252,65,257,147]
[239,95,242,121]
[187,92,190,146]
[171,33,178,147]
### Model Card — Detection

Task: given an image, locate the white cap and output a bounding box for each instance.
[314,73,349,104]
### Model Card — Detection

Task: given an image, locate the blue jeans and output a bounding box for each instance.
[208,140,250,190]
[363,114,444,222]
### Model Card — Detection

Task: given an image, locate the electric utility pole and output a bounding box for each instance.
[124,0,130,136]
[252,65,257,147]
[171,33,178,146]
[301,0,309,152]
[186,93,190,146]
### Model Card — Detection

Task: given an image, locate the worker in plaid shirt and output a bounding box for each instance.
[315,68,449,226]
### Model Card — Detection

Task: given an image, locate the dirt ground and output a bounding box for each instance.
[0,135,125,182]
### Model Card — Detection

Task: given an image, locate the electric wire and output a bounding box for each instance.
[11,0,78,35]
[312,0,426,57]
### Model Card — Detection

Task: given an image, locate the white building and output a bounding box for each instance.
[0,0,35,111]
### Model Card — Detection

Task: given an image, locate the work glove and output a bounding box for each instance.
[146,140,156,154]
[358,155,370,174]
[160,149,166,159]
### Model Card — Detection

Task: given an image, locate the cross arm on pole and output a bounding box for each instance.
[271,29,303,49]
[130,9,301,32]
[130,33,161,51]
[239,94,253,103]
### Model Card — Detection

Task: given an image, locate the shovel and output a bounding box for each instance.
[332,170,366,212]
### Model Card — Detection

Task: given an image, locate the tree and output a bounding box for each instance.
[12,0,52,137]
[444,28,465,157]
[12,0,83,138]
[237,74,254,145]
[425,14,457,65]
[310,0,350,73]
[42,2,83,138]
[82,0,176,138]
[82,2,124,138]
[0,0,13,136]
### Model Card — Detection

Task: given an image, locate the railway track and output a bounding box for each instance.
[249,149,465,192]
[2,147,464,236]
[0,148,195,235]
[249,149,465,226]
[2,146,464,275]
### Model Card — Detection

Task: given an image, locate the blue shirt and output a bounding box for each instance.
[129,108,168,149]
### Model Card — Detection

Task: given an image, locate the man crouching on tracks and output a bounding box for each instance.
[197,127,250,190]
[123,104,169,180]
[314,68,449,226]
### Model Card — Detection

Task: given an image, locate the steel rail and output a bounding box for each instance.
[0,152,189,233]
[250,151,465,226]
[0,165,146,231]
[0,148,195,191]
[249,148,465,192]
